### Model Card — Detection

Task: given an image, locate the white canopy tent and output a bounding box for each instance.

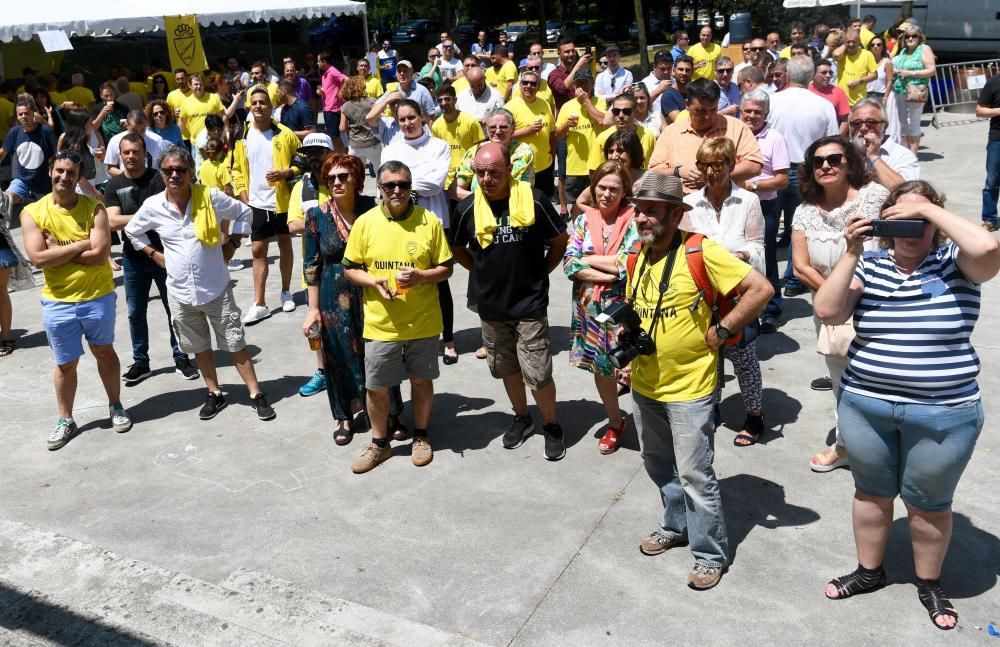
[0,0,367,44]
[782,0,900,14]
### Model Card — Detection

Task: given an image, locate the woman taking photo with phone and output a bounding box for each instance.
[813,180,1000,631]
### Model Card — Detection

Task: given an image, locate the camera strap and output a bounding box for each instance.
[629,233,681,340]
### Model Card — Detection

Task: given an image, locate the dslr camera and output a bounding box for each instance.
[597,301,656,369]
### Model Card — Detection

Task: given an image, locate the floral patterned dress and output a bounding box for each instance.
[303,197,375,420]
[563,209,639,377]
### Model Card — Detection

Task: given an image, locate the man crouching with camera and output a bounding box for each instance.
[617,172,772,590]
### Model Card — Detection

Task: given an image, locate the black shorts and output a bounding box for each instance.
[250,207,290,241]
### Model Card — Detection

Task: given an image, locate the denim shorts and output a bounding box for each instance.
[8,178,45,201]
[0,248,18,268]
[41,292,117,365]
[837,390,984,512]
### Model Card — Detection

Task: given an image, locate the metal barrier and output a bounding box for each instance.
[928,58,999,128]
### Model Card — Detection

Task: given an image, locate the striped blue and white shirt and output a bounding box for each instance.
[842,243,981,404]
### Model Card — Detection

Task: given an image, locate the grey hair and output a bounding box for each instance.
[740,89,771,114]
[126,109,147,125]
[786,55,815,86]
[485,108,515,126]
[715,56,733,68]
[159,144,195,171]
[851,97,885,116]
[377,160,412,181]
[114,76,130,95]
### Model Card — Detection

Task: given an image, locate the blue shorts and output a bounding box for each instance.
[555,138,568,179]
[8,178,45,201]
[41,292,118,366]
[837,390,984,512]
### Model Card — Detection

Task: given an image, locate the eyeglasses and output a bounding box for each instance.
[54,151,81,163]
[520,80,538,87]
[849,118,883,129]
[161,166,190,175]
[695,160,726,172]
[327,172,353,183]
[715,68,733,74]
[380,181,411,192]
[811,153,845,169]
[487,125,510,132]
[610,107,633,116]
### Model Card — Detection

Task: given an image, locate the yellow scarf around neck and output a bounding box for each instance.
[190,185,220,247]
[473,180,535,248]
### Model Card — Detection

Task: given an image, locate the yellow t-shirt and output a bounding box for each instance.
[626,235,750,402]
[513,78,555,112]
[555,97,607,177]
[431,111,485,186]
[0,97,14,133]
[485,61,518,94]
[25,195,114,303]
[180,92,224,141]
[129,81,149,101]
[244,82,280,109]
[505,96,555,171]
[62,86,96,108]
[450,75,470,95]
[343,204,453,342]
[860,26,876,49]
[589,124,657,171]
[166,88,192,137]
[365,75,384,99]
[778,45,793,60]
[836,48,877,106]
[198,158,232,191]
[686,42,723,81]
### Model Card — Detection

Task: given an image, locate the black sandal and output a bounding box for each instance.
[826,564,887,600]
[389,416,410,442]
[917,579,958,630]
[0,340,14,357]
[333,419,354,446]
[734,414,764,447]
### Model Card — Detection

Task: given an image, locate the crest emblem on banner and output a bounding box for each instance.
[173,23,196,67]
[164,15,208,73]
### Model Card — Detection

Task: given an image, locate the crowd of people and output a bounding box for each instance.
[0,15,997,625]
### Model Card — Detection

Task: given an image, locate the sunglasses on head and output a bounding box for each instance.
[812,153,845,169]
[695,160,726,172]
[380,181,411,192]
[54,151,81,164]
[327,172,352,183]
[610,107,633,116]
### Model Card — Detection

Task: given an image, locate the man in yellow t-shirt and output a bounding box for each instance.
[625,172,772,590]
[166,69,193,137]
[833,29,878,106]
[244,62,281,110]
[343,160,454,474]
[357,59,384,98]
[554,70,606,202]
[486,46,518,101]
[687,26,723,81]
[588,93,656,171]
[430,85,485,190]
[506,71,556,198]
[512,55,555,111]
[179,74,225,142]
[20,153,132,449]
[63,74,96,108]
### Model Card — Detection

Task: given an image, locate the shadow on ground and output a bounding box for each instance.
[721,473,821,563]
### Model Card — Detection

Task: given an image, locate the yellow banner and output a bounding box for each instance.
[163,15,209,74]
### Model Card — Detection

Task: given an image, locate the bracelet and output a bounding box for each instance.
[673,165,682,178]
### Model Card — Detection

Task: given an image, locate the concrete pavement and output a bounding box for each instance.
[0,119,997,645]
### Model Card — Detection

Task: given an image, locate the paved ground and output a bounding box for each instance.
[0,118,998,646]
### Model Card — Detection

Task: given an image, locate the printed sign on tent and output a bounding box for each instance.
[164,15,208,73]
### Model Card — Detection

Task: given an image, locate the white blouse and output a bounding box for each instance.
[682,183,765,274]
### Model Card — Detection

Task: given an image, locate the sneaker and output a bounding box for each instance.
[175,357,199,380]
[47,418,79,450]
[542,423,566,461]
[250,393,276,420]
[687,563,728,590]
[639,530,688,556]
[199,391,227,420]
[122,362,152,385]
[110,404,132,433]
[298,369,327,397]
[810,376,832,391]
[502,415,533,449]
[280,290,296,312]
[411,437,433,466]
[227,259,244,271]
[783,283,807,297]
[982,221,998,232]
[352,443,392,473]
[759,314,779,334]
[242,304,271,325]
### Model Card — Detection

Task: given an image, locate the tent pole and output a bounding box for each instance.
[363,12,370,56]
[267,21,275,67]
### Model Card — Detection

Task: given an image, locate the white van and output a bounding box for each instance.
[854,1,1000,58]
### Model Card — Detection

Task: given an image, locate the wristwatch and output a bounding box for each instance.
[749,182,758,192]
[715,324,732,343]
[673,165,682,178]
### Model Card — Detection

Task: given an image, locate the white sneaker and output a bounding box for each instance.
[227,259,243,271]
[280,290,296,312]
[242,303,271,324]
[243,238,253,247]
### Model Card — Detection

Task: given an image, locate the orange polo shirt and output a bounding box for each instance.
[648,114,763,193]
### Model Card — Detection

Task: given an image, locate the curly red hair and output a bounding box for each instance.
[320,153,366,196]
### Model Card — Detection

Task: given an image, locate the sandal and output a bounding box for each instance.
[442,344,458,365]
[474,346,487,360]
[389,415,410,442]
[333,419,354,446]
[598,420,626,455]
[825,564,886,600]
[734,414,764,447]
[0,339,14,357]
[917,578,958,630]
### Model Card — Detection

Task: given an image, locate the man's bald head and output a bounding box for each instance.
[472,142,512,199]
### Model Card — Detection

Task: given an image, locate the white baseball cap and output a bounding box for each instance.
[297,132,334,153]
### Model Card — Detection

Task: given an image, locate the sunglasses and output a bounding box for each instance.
[520,80,538,87]
[527,66,541,71]
[849,119,884,129]
[327,172,353,184]
[599,60,608,66]
[695,160,726,172]
[152,111,167,117]
[610,107,633,116]
[54,151,81,163]
[380,181,411,192]
[162,166,190,175]
[905,35,919,40]
[716,68,733,74]
[812,153,845,169]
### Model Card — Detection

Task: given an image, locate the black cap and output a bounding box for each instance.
[603,45,620,56]
[573,69,593,82]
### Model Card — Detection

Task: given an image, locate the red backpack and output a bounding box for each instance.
[626,233,743,346]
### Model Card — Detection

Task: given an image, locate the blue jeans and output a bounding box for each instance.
[982,139,1000,227]
[837,390,983,512]
[122,255,184,365]
[760,197,782,316]
[633,391,730,567]
[778,166,802,288]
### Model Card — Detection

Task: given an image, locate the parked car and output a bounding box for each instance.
[452,22,498,51]
[545,21,562,43]
[572,23,598,46]
[393,19,440,44]
[629,18,669,43]
[308,15,367,48]
[505,22,535,43]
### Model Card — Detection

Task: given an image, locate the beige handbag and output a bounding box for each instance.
[816,322,854,358]
[905,82,929,104]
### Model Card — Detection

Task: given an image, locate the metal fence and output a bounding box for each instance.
[929,59,999,128]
